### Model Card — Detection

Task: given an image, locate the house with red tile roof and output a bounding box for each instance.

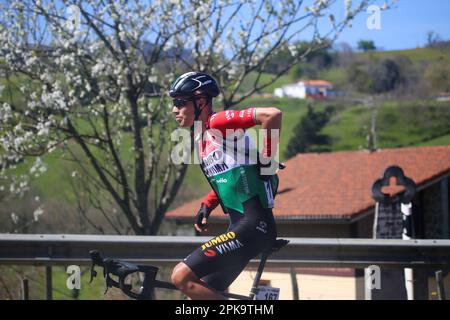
[166,145,450,299]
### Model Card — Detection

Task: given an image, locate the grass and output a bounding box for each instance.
[418,133,450,146]
[322,104,368,151]
[319,67,348,87]
[363,47,450,64]
[322,100,450,151]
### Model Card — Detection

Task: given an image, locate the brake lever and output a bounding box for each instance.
[89,267,97,285]
[88,250,101,284]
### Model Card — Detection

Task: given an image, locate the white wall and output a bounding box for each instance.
[228,269,358,300]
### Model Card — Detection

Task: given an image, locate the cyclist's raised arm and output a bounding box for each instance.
[209,108,257,136]
[255,108,282,159]
[254,107,282,130]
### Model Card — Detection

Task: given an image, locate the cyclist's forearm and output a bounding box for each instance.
[255,107,282,130]
[255,108,282,158]
[202,189,220,210]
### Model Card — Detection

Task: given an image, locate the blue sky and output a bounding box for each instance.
[1,0,447,51]
[336,0,450,50]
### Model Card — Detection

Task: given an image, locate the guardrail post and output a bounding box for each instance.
[45,266,52,300]
[435,270,446,300]
[22,278,29,300]
[290,266,299,300]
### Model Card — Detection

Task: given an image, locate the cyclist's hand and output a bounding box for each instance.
[259,158,285,181]
[194,203,212,233]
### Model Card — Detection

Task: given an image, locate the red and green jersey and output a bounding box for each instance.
[197,108,278,214]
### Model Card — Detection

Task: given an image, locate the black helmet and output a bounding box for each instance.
[169,72,220,98]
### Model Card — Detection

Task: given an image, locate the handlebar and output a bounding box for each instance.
[89,250,159,300]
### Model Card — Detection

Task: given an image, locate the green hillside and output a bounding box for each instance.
[238,46,450,94]
[363,47,450,64]
[323,100,450,151]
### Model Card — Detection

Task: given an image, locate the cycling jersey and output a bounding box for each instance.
[196,108,279,214]
[183,108,279,292]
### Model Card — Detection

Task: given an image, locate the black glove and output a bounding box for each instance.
[195,203,212,231]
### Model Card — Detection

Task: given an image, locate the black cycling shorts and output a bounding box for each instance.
[182,197,277,292]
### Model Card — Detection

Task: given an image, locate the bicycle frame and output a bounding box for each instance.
[89,239,288,300]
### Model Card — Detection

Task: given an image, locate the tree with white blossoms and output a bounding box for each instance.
[0,0,395,235]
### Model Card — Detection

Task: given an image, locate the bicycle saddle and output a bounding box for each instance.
[272,239,289,252]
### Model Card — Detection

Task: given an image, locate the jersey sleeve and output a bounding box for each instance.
[201,189,220,210]
[209,108,257,136]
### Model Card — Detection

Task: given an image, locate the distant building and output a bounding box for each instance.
[166,146,450,300]
[274,80,334,99]
[437,92,450,102]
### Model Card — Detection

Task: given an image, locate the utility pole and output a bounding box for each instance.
[366,96,378,152]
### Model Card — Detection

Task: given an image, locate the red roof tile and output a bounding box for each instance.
[299,80,333,86]
[166,146,450,221]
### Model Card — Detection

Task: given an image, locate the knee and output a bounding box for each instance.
[171,264,183,288]
[171,263,194,291]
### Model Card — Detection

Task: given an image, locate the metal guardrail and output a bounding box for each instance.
[1,234,450,268]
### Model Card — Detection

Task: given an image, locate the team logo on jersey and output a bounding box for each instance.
[225,110,235,121]
[216,178,228,183]
[215,239,244,255]
[213,151,223,161]
[201,232,236,251]
[203,249,217,257]
[256,221,268,234]
[203,150,224,167]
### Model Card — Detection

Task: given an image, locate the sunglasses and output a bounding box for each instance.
[173,98,190,107]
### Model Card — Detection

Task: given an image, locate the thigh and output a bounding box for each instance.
[183,227,269,291]
[200,259,249,292]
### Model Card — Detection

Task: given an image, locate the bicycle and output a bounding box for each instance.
[89,238,289,300]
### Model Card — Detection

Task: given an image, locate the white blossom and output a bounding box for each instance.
[36,122,50,136]
[0,103,12,121]
[11,213,19,224]
[30,157,48,177]
[0,0,379,215]
[33,206,44,222]
[288,44,298,57]
[345,0,352,18]
[148,75,158,83]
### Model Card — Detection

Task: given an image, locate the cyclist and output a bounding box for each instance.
[169,72,282,300]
